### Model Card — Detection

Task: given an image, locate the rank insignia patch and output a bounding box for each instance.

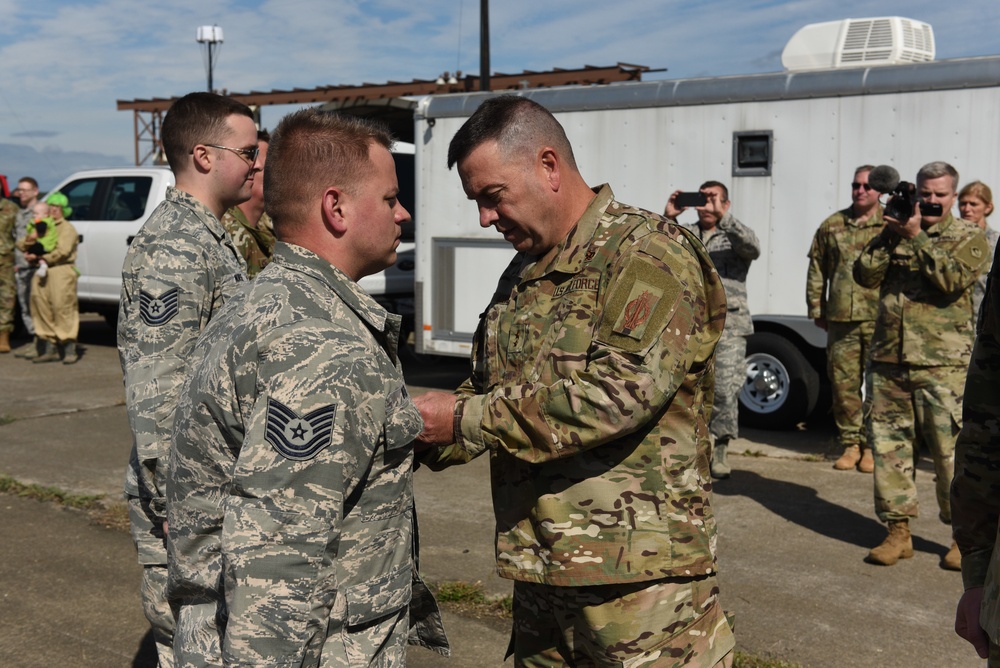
[265,397,337,461]
[139,288,180,326]
[613,280,663,340]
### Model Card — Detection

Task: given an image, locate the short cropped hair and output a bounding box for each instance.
[959,180,994,217]
[855,164,875,176]
[699,180,730,203]
[265,109,394,237]
[447,94,577,170]
[161,92,254,173]
[257,129,271,143]
[17,177,39,189]
[917,161,959,192]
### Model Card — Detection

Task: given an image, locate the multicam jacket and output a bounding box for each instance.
[854,213,989,367]
[806,205,883,322]
[167,242,447,666]
[683,212,759,336]
[952,241,1000,643]
[422,185,727,587]
[220,207,275,278]
[0,198,17,261]
[118,186,248,563]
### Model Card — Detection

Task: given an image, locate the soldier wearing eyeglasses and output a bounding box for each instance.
[806,165,884,474]
[118,91,255,667]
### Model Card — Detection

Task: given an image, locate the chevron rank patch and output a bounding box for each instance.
[265,397,337,461]
[139,288,180,326]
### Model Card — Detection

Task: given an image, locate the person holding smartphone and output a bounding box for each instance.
[665,182,760,479]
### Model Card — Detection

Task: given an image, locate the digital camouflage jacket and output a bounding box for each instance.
[118,186,248,562]
[167,242,448,666]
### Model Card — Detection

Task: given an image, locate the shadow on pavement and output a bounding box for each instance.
[713,469,946,557]
[131,630,158,667]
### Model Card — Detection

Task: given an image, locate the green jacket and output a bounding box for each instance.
[854,213,989,367]
[422,185,727,586]
[806,205,883,322]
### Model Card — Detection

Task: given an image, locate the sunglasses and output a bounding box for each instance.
[197,144,260,164]
[851,182,873,191]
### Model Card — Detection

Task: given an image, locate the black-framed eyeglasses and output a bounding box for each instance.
[199,144,259,164]
[851,182,873,191]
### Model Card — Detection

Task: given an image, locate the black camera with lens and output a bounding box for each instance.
[883,181,943,224]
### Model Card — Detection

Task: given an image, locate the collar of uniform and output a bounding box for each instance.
[923,212,955,237]
[224,205,250,229]
[846,204,884,228]
[527,183,615,279]
[165,186,230,242]
[270,241,390,331]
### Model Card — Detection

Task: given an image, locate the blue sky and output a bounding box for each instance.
[2,0,999,189]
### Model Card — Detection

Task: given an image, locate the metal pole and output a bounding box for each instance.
[480,0,490,91]
[207,42,214,93]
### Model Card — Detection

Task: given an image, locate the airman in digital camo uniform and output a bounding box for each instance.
[118,92,255,667]
[166,109,447,667]
[415,96,735,667]
[854,161,989,571]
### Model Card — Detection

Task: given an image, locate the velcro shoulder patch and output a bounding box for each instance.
[139,288,180,326]
[598,254,682,355]
[265,397,338,461]
[956,232,991,271]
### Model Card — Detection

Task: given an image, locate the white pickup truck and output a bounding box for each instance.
[50,166,416,327]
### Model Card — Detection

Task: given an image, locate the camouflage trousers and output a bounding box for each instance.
[710,329,746,444]
[826,320,875,449]
[128,495,175,668]
[0,260,14,333]
[15,266,35,335]
[509,576,735,667]
[866,363,964,523]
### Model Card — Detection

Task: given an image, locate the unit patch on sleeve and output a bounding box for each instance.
[139,288,180,326]
[613,280,663,341]
[265,397,338,461]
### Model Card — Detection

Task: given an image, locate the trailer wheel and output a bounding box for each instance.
[739,332,820,429]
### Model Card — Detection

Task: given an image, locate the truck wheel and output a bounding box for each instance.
[739,332,820,429]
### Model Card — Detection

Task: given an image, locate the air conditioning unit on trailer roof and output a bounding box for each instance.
[781,17,935,72]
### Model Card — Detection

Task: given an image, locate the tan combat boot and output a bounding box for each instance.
[867,520,914,565]
[0,330,9,353]
[858,448,875,474]
[833,445,861,470]
[942,541,962,571]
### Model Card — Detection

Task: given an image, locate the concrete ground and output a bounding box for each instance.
[0,316,981,667]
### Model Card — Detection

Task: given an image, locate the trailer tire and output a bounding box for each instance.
[739,332,820,429]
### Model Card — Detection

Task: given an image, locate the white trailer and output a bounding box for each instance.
[410,30,1000,429]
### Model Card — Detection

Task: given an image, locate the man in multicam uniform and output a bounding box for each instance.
[118,92,256,667]
[415,96,735,667]
[220,130,275,277]
[952,242,1000,666]
[0,197,17,353]
[854,161,989,571]
[12,177,40,358]
[166,109,447,667]
[665,182,760,479]
[806,165,883,473]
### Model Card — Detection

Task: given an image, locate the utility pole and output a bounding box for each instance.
[480,0,490,91]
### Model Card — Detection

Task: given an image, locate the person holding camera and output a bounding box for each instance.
[806,165,884,473]
[854,161,990,571]
[665,182,760,479]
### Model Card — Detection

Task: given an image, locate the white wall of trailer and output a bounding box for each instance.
[414,57,1000,360]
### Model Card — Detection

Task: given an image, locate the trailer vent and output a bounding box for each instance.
[781,17,935,71]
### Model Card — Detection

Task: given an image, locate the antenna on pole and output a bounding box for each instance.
[196,25,224,93]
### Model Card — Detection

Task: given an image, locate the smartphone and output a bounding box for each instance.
[675,191,708,208]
